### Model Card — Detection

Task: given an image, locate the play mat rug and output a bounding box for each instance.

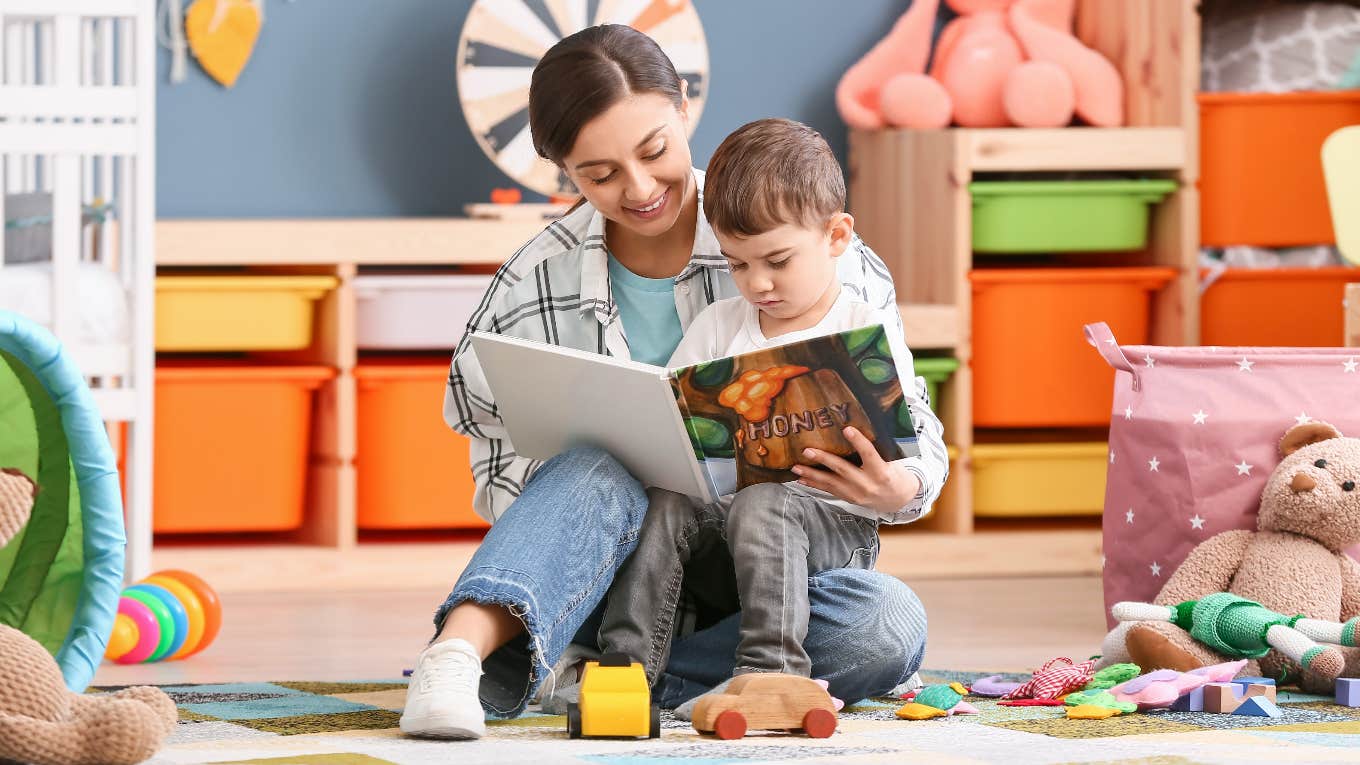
[110,670,1360,764]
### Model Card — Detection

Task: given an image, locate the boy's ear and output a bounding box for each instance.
[827,212,854,257]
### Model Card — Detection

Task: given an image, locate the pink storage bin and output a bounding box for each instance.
[354,274,493,350]
[1086,322,1360,626]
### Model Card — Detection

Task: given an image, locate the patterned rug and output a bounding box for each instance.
[112,670,1360,764]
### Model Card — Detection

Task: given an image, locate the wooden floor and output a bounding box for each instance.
[93,576,1107,687]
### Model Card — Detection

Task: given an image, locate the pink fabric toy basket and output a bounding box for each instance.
[1085,322,1360,627]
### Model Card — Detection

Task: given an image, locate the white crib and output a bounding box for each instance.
[0,0,155,581]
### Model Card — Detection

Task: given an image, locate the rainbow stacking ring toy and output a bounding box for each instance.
[104,569,222,664]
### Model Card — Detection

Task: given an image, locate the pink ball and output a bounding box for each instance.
[1003,61,1075,128]
[880,73,952,129]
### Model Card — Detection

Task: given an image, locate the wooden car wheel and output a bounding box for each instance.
[802,708,836,738]
[713,710,747,740]
[566,701,581,739]
[649,704,661,738]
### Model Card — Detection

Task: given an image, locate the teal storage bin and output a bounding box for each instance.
[970,180,1177,253]
[913,356,959,412]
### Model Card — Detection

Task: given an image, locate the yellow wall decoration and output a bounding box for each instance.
[185,0,263,88]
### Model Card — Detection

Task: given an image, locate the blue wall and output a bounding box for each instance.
[156,0,921,218]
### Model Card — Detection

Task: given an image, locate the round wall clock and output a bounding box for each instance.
[457,0,709,196]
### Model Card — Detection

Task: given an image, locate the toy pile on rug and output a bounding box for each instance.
[900,422,1360,727]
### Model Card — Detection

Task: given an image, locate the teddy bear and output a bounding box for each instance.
[836,0,1123,130]
[1100,421,1360,694]
[0,467,179,765]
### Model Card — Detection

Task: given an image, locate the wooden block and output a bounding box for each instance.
[1232,676,1275,688]
[1170,686,1204,712]
[1231,696,1283,718]
[1241,683,1276,704]
[1203,683,1244,714]
[1337,678,1360,707]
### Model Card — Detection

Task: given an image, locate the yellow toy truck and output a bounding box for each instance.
[566,653,660,739]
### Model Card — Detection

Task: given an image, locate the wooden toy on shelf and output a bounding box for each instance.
[691,673,838,740]
[566,654,659,739]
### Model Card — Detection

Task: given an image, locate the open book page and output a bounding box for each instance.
[669,324,920,497]
[468,332,715,502]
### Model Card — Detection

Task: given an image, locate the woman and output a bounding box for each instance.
[400,24,934,740]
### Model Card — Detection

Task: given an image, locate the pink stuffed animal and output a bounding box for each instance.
[836,0,1123,129]
[1108,660,1248,710]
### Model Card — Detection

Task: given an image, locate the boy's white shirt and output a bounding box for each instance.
[667,290,948,525]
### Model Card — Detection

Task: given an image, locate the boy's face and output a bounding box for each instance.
[716,213,853,323]
[562,92,694,239]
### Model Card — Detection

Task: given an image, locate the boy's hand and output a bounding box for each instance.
[791,426,920,515]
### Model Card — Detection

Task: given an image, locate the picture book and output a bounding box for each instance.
[471,324,919,504]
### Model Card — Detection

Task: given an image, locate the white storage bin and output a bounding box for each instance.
[354,274,493,350]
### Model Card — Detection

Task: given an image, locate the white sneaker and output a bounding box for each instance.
[888,671,924,697]
[400,638,487,739]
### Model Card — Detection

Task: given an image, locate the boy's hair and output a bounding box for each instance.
[703,118,846,237]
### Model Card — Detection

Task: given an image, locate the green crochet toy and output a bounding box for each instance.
[1113,594,1358,679]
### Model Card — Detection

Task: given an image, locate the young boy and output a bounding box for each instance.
[590,118,949,711]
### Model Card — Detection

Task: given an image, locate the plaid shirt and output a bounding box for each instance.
[443,169,949,524]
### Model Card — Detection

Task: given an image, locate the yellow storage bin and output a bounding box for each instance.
[971,442,1107,518]
[156,276,338,351]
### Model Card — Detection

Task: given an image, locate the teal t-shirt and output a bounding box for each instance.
[607,255,683,366]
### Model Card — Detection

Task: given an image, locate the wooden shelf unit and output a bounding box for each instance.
[155,218,546,549]
[154,220,967,554]
[848,0,1200,535]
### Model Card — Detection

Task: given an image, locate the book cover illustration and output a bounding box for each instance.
[670,324,920,496]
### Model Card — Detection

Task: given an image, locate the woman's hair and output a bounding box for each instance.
[529,24,684,165]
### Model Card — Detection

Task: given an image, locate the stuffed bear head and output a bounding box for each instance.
[1256,421,1360,552]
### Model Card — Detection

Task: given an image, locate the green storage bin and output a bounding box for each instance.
[969,180,1177,253]
[913,356,959,412]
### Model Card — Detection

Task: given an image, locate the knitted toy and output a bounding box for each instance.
[0,468,179,765]
[1100,422,1360,694]
[1113,596,1357,681]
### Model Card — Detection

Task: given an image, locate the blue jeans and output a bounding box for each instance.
[435,446,928,718]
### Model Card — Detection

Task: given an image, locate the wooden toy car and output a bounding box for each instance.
[566,653,660,739]
[691,673,837,740]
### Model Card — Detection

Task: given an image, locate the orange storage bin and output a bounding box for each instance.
[354,359,485,530]
[154,362,334,533]
[1200,91,1360,247]
[1200,266,1359,347]
[970,268,1177,427]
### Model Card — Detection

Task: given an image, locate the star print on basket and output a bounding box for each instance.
[1084,322,1360,621]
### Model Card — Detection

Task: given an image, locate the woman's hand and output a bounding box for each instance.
[791,426,920,515]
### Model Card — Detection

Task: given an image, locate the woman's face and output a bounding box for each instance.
[562,92,694,238]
